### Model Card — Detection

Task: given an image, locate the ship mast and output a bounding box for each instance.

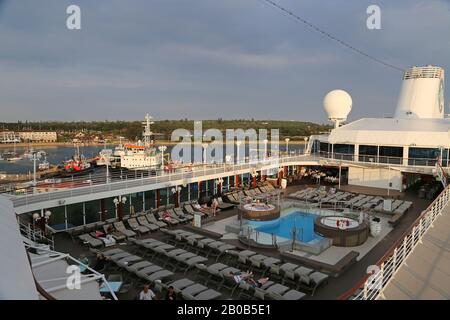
[142,113,153,148]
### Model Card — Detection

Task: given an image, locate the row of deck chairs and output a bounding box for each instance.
[289,188,414,216]
[165,230,329,298]
[224,183,278,205]
[157,230,307,300]
[161,229,237,261]
[194,262,306,300]
[77,211,170,248]
[130,237,209,273]
[101,248,221,300]
[235,251,329,296]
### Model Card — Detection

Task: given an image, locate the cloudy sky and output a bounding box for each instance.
[0,0,450,123]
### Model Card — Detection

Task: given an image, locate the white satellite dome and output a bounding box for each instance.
[323,89,352,127]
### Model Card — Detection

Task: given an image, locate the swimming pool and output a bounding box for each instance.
[252,211,323,243]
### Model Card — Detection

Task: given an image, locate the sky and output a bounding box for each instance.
[1,0,450,123]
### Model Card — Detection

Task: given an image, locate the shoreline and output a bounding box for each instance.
[0,140,308,149]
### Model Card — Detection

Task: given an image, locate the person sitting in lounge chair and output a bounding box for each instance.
[165,286,176,301]
[139,284,156,300]
[93,253,109,272]
[232,271,269,288]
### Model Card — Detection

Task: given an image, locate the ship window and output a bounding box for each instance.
[180,185,189,203]
[66,202,84,227]
[319,142,329,155]
[190,183,199,201]
[359,145,378,162]
[379,146,403,164]
[46,206,66,230]
[144,190,156,210]
[408,147,440,166]
[85,200,101,224]
[333,144,354,160]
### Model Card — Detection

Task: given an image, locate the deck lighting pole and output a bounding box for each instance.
[263,139,268,160]
[236,140,242,164]
[158,145,167,172]
[303,137,308,155]
[285,138,290,155]
[202,143,208,165]
[113,196,127,221]
[32,151,38,186]
[32,210,51,233]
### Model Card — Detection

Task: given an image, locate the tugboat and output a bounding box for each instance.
[58,145,94,177]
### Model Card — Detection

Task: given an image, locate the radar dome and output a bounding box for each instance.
[323,90,352,127]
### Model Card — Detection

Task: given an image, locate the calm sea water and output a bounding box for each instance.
[0,144,304,174]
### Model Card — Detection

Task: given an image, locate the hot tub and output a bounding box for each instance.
[314,216,369,247]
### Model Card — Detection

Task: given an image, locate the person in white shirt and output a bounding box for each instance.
[139,284,156,300]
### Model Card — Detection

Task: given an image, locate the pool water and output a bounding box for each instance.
[255,211,323,243]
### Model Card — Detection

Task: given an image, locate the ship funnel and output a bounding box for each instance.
[394,65,445,119]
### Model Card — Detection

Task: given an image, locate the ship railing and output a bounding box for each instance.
[315,151,450,169]
[24,243,118,300]
[9,154,319,207]
[18,221,55,250]
[339,183,450,300]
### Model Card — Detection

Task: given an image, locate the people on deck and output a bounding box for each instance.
[93,253,108,272]
[165,286,176,300]
[139,284,156,300]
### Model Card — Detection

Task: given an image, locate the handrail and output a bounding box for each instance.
[25,243,118,300]
[339,183,450,300]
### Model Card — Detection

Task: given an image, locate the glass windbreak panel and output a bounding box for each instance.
[85,200,101,224]
[67,203,84,227]
[408,148,439,166]
[144,190,155,211]
[379,146,403,164]
[129,193,143,214]
[442,149,449,167]
[190,183,199,201]
[105,197,117,220]
[333,144,354,160]
[207,179,215,196]
[180,185,189,203]
[222,176,229,193]
[47,206,66,230]
[359,145,378,162]
[168,188,176,205]
[319,142,329,156]
[159,188,168,206]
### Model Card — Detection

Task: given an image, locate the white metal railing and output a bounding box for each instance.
[25,243,118,300]
[8,154,318,208]
[347,184,450,300]
[19,221,55,250]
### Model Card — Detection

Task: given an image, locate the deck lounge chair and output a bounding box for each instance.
[217,197,234,210]
[102,224,126,241]
[146,269,174,282]
[136,216,159,231]
[78,233,103,248]
[299,271,329,295]
[168,278,196,294]
[127,218,150,234]
[157,210,180,226]
[268,289,306,300]
[186,289,222,300]
[146,213,167,228]
[113,221,137,238]
[174,207,193,221]
[168,209,189,223]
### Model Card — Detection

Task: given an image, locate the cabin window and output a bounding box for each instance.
[379,146,403,164]
[408,147,440,166]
